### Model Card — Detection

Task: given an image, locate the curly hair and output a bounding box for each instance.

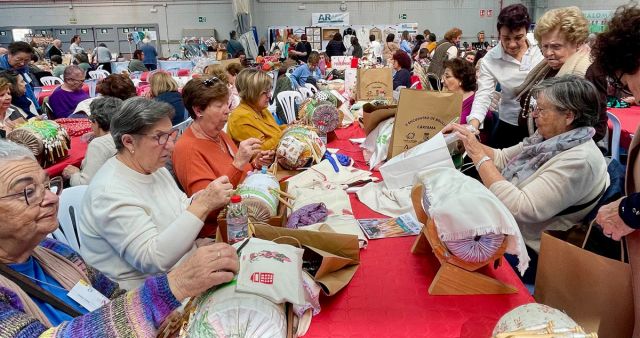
[497,4,531,32]
[443,58,477,92]
[444,28,463,42]
[534,7,589,46]
[97,74,136,100]
[392,50,411,70]
[592,4,640,76]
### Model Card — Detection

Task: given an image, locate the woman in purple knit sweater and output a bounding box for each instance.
[0,139,239,337]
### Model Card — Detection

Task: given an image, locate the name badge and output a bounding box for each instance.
[22,73,32,84]
[68,280,110,312]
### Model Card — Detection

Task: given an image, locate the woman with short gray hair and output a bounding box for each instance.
[78,97,235,290]
[444,75,609,283]
[63,96,122,186]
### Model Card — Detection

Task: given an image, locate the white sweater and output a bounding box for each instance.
[490,140,609,252]
[79,157,202,290]
[69,134,116,186]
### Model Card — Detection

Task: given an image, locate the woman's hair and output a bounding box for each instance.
[98,43,107,48]
[308,51,320,64]
[402,30,410,40]
[0,76,12,95]
[474,49,488,67]
[443,58,477,92]
[392,50,412,70]
[332,32,343,42]
[235,68,271,105]
[111,97,175,151]
[497,4,531,32]
[418,48,430,59]
[428,33,437,42]
[97,74,136,100]
[89,96,123,132]
[8,41,32,56]
[75,53,89,64]
[51,55,63,65]
[530,75,600,129]
[351,36,359,46]
[592,4,640,77]
[534,6,589,46]
[70,35,80,44]
[0,71,20,96]
[149,71,179,97]
[0,139,35,165]
[203,65,230,85]
[444,28,463,42]
[386,33,395,43]
[182,77,229,119]
[226,62,244,76]
[300,34,308,41]
[133,49,143,60]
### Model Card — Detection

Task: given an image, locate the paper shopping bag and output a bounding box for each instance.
[356,68,393,100]
[388,89,461,158]
[534,230,635,338]
[252,223,360,296]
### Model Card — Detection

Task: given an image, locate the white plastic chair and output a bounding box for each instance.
[607,111,622,162]
[174,117,193,136]
[89,69,110,80]
[84,79,98,97]
[49,228,69,246]
[410,81,420,89]
[57,185,88,253]
[40,76,63,86]
[304,83,318,94]
[277,91,302,124]
[298,86,314,99]
[97,64,104,70]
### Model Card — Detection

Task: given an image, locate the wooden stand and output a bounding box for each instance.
[410,184,518,295]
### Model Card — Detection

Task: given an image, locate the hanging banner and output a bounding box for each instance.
[583,10,614,33]
[312,13,350,26]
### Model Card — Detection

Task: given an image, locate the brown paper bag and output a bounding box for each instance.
[356,68,393,100]
[252,223,360,296]
[534,230,635,338]
[388,89,461,158]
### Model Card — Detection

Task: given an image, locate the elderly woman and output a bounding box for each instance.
[0,139,239,335]
[97,74,137,101]
[148,71,187,125]
[427,28,463,81]
[392,50,412,89]
[79,97,234,290]
[291,51,321,87]
[442,58,481,124]
[515,6,607,142]
[446,75,608,279]
[0,70,38,118]
[228,68,283,150]
[173,77,274,237]
[0,77,27,137]
[62,97,121,186]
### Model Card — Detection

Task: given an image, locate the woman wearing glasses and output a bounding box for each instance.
[228,68,284,150]
[445,75,608,283]
[0,139,239,336]
[173,77,274,238]
[78,97,234,290]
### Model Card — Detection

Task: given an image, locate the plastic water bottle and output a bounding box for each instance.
[226,195,248,244]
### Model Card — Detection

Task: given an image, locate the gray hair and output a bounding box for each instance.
[110,97,175,151]
[530,75,600,129]
[89,96,123,132]
[63,64,84,79]
[0,139,36,167]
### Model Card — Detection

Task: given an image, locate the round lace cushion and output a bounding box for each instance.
[311,103,340,134]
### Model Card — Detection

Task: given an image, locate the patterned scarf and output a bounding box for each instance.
[502,126,596,185]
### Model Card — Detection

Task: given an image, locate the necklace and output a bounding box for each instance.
[192,123,228,154]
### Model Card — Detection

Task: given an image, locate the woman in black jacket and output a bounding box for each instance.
[325,32,346,58]
[392,50,412,89]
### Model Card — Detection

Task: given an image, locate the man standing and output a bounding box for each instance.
[368,35,382,63]
[0,41,40,111]
[48,65,90,119]
[226,31,245,58]
[46,39,63,59]
[140,38,158,71]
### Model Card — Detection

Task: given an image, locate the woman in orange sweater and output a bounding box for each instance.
[173,76,274,237]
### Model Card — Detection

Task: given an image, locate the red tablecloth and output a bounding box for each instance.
[608,106,640,149]
[37,84,90,105]
[304,124,533,338]
[45,135,88,177]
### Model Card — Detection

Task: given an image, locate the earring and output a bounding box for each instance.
[130,149,135,154]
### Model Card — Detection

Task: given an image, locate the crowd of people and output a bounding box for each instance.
[0,3,640,336]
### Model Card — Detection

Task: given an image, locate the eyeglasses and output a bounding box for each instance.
[65,77,85,84]
[203,77,221,87]
[136,129,179,146]
[0,176,63,206]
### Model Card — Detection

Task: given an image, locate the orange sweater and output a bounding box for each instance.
[172,127,251,237]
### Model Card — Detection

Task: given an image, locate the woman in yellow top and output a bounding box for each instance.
[228,68,284,150]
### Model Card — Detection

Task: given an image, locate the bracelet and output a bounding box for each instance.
[475,155,492,171]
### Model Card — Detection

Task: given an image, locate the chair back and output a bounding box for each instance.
[607,111,622,162]
[40,76,63,86]
[57,185,88,252]
[304,83,318,94]
[276,91,302,124]
[89,69,110,80]
[174,117,194,137]
[298,86,314,99]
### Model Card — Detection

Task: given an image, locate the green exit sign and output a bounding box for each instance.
[399,13,407,20]
[198,16,206,23]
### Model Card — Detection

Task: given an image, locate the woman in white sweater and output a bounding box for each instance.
[63,97,120,185]
[446,75,608,278]
[79,97,235,290]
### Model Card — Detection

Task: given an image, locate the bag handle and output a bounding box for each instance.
[583,219,627,262]
[272,235,302,248]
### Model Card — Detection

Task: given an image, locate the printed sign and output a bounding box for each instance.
[584,10,614,33]
[312,12,350,26]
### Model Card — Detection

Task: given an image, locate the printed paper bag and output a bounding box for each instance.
[356,68,392,100]
[388,89,461,158]
[331,56,353,70]
[252,223,360,296]
[343,68,358,101]
[534,231,634,338]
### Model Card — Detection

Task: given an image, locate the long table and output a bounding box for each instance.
[45,135,88,177]
[304,124,533,338]
[609,106,640,149]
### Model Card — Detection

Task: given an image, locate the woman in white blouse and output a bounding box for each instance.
[69,35,85,56]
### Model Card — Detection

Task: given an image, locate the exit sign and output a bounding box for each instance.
[398,13,407,20]
[198,16,207,23]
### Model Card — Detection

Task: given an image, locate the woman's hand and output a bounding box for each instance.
[252,150,275,168]
[233,138,262,169]
[596,197,637,241]
[444,123,485,162]
[188,176,233,219]
[62,165,80,179]
[167,243,239,301]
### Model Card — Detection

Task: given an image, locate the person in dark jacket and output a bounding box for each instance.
[351,36,363,58]
[295,34,313,63]
[325,33,346,58]
[392,50,412,89]
[149,71,187,125]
